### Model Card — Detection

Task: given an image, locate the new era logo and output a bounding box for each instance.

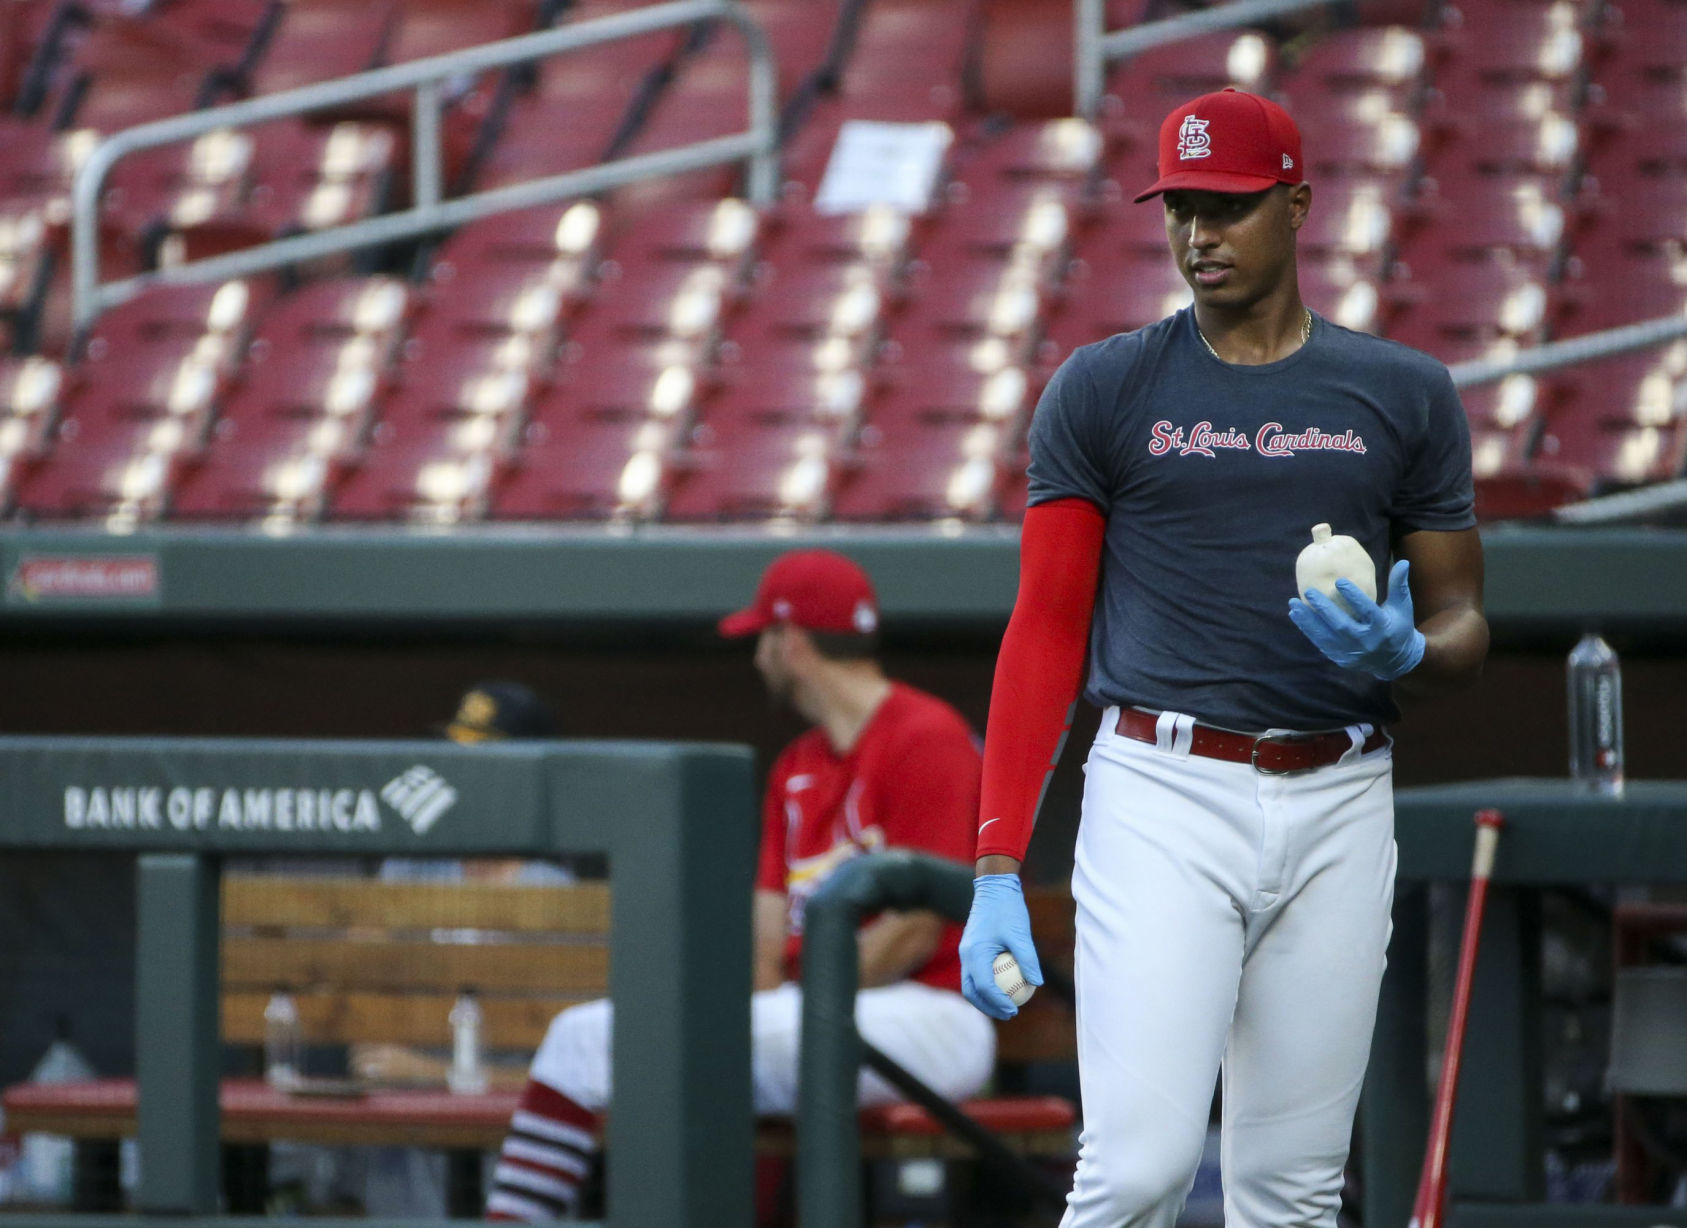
[1282,153,1294,169]
[1176,115,1212,160]
[381,765,458,835]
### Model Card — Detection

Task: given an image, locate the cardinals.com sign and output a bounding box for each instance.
[7,554,161,604]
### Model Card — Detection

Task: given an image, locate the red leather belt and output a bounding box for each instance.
[1116,708,1389,775]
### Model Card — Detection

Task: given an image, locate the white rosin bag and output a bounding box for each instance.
[1295,523,1377,616]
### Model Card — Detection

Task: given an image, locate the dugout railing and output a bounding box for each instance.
[0,735,757,1228]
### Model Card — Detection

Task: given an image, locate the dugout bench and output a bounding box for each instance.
[4,870,1078,1223]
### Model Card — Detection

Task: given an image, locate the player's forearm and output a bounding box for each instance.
[753,889,789,989]
[1399,603,1488,698]
[976,499,1105,862]
[976,854,1022,876]
[857,910,945,988]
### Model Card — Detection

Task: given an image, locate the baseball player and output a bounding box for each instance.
[959,89,1489,1226]
[486,549,994,1221]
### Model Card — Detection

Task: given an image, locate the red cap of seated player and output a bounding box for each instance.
[1134,87,1304,203]
[719,549,880,638]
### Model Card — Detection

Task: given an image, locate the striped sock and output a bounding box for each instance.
[486,1080,601,1221]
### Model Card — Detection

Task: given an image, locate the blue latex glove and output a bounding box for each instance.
[1288,557,1426,681]
[959,874,1044,1021]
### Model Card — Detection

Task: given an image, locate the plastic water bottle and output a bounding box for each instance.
[447,990,487,1095]
[1567,632,1624,795]
[263,990,301,1090]
[18,1016,95,1206]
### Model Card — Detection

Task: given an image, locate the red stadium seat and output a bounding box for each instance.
[606,198,762,274]
[490,409,675,521]
[831,417,1008,522]
[171,412,350,523]
[1300,257,1387,333]
[1435,0,1592,81]
[433,200,606,265]
[155,276,413,523]
[1549,251,1687,335]
[1472,460,1594,519]
[7,277,255,520]
[836,0,973,113]
[1281,27,1433,102]
[9,420,183,523]
[77,278,265,375]
[950,119,1107,190]
[732,261,891,349]
[740,0,848,99]
[1291,99,1424,181]
[757,202,923,274]
[1534,354,1687,485]
[328,361,537,522]
[914,184,1079,282]
[248,276,414,360]
[703,359,869,429]
[208,345,386,460]
[246,0,396,96]
[1295,180,1398,270]
[586,258,744,343]
[1102,30,1276,149]
[895,258,1051,358]
[382,0,540,65]
[0,356,65,467]
[1384,258,1555,356]
[1398,173,1572,269]
[867,356,1034,434]
[663,415,844,521]
[1049,248,1191,344]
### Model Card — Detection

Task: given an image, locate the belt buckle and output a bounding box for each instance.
[1250,732,1316,776]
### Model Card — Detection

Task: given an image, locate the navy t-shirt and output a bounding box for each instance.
[1027,307,1476,732]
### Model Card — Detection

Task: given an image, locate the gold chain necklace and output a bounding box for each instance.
[1197,309,1313,362]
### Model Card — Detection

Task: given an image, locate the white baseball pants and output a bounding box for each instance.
[530,979,995,1114]
[1062,708,1396,1228]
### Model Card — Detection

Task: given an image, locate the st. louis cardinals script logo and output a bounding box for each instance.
[1177,115,1212,160]
[1148,420,1368,458]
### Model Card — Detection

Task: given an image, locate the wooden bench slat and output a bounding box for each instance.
[221,876,610,933]
[222,937,608,995]
[223,991,590,1049]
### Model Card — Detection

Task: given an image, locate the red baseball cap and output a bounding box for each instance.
[719,549,880,638]
[1134,88,1304,203]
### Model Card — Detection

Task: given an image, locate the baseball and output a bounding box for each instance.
[992,952,1035,1007]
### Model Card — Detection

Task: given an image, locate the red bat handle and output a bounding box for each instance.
[1409,808,1505,1228]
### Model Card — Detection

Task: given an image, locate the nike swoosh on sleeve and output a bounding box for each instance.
[978,817,1004,832]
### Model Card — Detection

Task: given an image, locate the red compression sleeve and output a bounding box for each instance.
[976,497,1106,863]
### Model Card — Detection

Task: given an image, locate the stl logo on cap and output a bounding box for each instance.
[1134,89,1304,203]
[1177,115,1212,161]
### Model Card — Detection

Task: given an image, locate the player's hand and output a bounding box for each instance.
[1288,558,1426,681]
[959,874,1043,1021]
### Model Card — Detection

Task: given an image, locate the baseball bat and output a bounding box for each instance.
[1408,807,1506,1228]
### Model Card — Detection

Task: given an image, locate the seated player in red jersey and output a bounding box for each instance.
[486,549,992,1222]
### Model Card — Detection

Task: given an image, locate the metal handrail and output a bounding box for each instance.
[1449,315,1687,388]
[71,0,779,330]
[1075,0,1354,118]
